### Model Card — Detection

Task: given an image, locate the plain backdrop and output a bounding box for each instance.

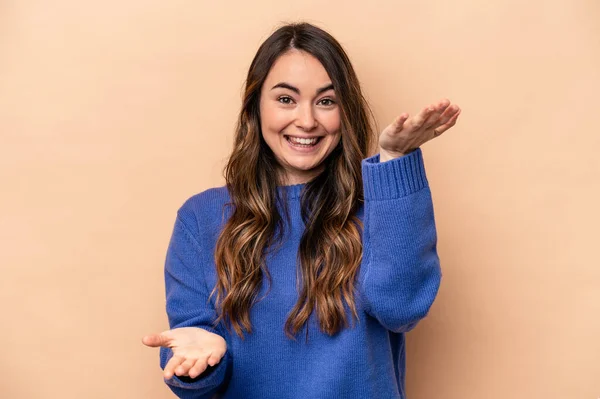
[1,1,599,398]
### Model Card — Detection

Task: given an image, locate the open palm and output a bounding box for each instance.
[142,327,227,379]
[378,98,461,161]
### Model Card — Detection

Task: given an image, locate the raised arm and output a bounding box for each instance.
[358,148,442,333]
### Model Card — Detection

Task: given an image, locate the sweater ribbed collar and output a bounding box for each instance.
[276,182,305,199]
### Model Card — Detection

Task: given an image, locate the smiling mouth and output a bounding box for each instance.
[284,135,323,146]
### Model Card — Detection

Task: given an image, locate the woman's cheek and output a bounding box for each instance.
[320,109,340,132]
[266,108,291,131]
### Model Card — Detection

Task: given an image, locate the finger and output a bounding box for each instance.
[142,332,170,348]
[437,104,460,125]
[436,98,451,111]
[411,101,446,131]
[386,113,409,135]
[164,355,185,380]
[433,109,461,137]
[408,107,431,130]
[394,113,409,130]
[439,105,460,126]
[207,350,224,367]
[430,105,459,137]
[175,357,197,377]
[431,99,451,117]
[422,99,452,129]
[188,355,211,379]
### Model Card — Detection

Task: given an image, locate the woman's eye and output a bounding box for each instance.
[319,98,335,106]
[278,96,293,104]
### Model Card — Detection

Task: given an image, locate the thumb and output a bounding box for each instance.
[141,331,172,348]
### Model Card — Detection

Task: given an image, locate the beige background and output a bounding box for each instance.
[1,0,598,398]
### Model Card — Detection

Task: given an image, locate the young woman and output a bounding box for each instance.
[142,22,460,399]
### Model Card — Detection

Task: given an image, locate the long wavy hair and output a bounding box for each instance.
[210,22,376,341]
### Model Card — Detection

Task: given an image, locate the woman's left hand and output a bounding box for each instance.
[378,99,461,162]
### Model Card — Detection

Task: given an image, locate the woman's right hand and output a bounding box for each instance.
[142,327,227,379]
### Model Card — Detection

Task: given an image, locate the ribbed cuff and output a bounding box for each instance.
[361,148,428,200]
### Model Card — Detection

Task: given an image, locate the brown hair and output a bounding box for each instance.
[210,22,376,341]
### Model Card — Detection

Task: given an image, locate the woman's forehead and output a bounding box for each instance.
[263,50,333,93]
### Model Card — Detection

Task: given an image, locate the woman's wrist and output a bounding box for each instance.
[379,147,415,162]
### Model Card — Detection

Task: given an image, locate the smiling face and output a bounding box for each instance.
[259,49,342,185]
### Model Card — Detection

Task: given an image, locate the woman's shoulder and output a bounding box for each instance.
[175,185,232,238]
[180,185,230,209]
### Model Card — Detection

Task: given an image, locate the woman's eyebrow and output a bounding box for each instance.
[270,82,334,95]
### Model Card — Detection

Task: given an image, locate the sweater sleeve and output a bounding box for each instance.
[159,208,231,398]
[358,148,442,333]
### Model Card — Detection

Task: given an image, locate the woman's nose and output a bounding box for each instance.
[295,104,318,131]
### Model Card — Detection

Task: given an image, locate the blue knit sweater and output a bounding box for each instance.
[159,148,441,399]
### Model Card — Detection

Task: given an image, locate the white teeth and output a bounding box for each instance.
[288,136,318,145]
